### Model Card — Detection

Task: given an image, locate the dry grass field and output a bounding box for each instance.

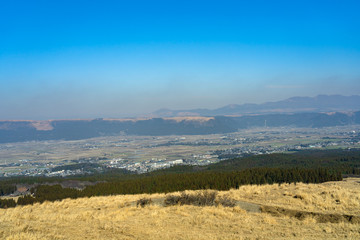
[1,178,359,239]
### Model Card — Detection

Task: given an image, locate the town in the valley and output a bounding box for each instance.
[1,125,360,177]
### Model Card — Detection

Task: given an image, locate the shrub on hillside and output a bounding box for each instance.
[216,195,236,207]
[164,190,237,207]
[0,198,16,208]
[163,194,181,206]
[17,195,37,205]
[164,190,218,206]
[136,198,152,207]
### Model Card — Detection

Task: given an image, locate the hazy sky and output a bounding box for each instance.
[1,0,360,119]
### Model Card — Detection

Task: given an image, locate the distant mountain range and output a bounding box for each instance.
[152,95,360,117]
[1,112,360,143]
[1,95,360,143]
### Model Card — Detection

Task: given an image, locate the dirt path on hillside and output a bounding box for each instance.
[131,197,360,224]
[260,205,360,224]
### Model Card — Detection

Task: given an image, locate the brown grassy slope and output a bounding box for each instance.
[1,178,359,240]
[225,177,360,215]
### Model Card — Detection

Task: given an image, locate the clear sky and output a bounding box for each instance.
[1,0,360,119]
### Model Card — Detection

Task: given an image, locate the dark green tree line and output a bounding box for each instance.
[11,167,341,208]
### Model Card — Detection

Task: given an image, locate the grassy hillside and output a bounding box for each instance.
[1,178,359,239]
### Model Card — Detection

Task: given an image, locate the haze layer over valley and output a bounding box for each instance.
[1,95,360,144]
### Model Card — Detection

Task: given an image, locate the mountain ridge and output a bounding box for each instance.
[1,111,360,143]
[151,95,360,117]
[1,94,360,143]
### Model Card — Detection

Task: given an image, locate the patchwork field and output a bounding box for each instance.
[0,178,359,239]
[2,125,359,176]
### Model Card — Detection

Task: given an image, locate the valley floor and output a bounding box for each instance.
[1,178,360,239]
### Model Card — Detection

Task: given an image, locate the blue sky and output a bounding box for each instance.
[1,0,360,119]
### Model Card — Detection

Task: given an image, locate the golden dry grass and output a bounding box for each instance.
[224,177,360,215]
[0,178,359,240]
